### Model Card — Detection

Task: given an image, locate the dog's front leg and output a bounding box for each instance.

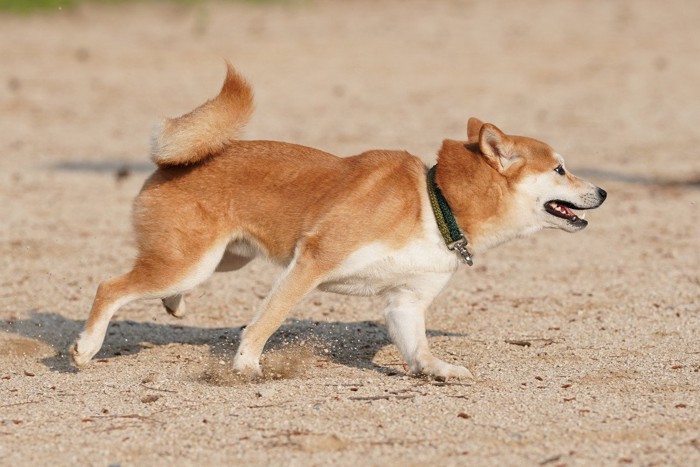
[233,249,327,378]
[383,276,473,380]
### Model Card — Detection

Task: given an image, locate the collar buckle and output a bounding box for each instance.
[447,237,473,266]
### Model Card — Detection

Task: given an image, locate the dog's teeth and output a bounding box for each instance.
[580,213,586,219]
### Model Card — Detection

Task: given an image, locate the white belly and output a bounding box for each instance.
[318,239,459,297]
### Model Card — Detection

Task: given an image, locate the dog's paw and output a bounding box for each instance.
[416,358,474,381]
[232,354,263,380]
[162,294,186,318]
[69,335,99,368]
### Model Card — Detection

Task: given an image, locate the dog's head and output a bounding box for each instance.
[436,119,607,251]
[466,118,607,233]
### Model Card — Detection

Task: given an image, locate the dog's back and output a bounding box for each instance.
[138,137,426,264]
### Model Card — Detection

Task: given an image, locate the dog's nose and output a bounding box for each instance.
[597,187,607,202]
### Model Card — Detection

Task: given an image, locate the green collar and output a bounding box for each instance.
[427,166,473,266]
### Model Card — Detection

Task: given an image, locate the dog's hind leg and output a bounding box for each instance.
[162,294,187,318]
[71,242,227,367]
[161,252,253,318]
[382,275,473,380]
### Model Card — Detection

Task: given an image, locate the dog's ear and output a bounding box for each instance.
[467,117,484,140]
[479,123,522,172]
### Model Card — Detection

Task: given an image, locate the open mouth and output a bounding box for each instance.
[544,200,587,225]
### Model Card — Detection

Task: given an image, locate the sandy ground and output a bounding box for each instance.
[1,0,699,465]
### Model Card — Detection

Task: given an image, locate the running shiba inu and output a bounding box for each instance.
[71,64,607,379]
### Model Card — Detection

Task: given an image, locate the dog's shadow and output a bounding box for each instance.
[1,311,466,376]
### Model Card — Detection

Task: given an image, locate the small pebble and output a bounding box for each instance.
[256,387,274,398]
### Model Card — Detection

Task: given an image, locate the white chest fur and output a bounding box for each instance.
[319,188,460,297]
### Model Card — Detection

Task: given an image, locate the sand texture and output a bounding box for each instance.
[1,1,699,465]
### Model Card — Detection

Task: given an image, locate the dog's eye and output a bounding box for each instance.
[554,164,565,175]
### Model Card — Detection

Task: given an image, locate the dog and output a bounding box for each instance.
[70,63,606,379]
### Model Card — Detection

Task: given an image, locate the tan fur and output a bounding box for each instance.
[466,117,484,141]
[150,63,254,167]
[138,144,423,265]
[71,64,605,379]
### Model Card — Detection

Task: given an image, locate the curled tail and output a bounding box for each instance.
[150,62,254,167]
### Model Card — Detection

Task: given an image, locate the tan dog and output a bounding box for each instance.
[70,64,606,379]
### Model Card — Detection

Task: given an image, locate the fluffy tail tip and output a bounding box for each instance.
[149,62,254,167]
